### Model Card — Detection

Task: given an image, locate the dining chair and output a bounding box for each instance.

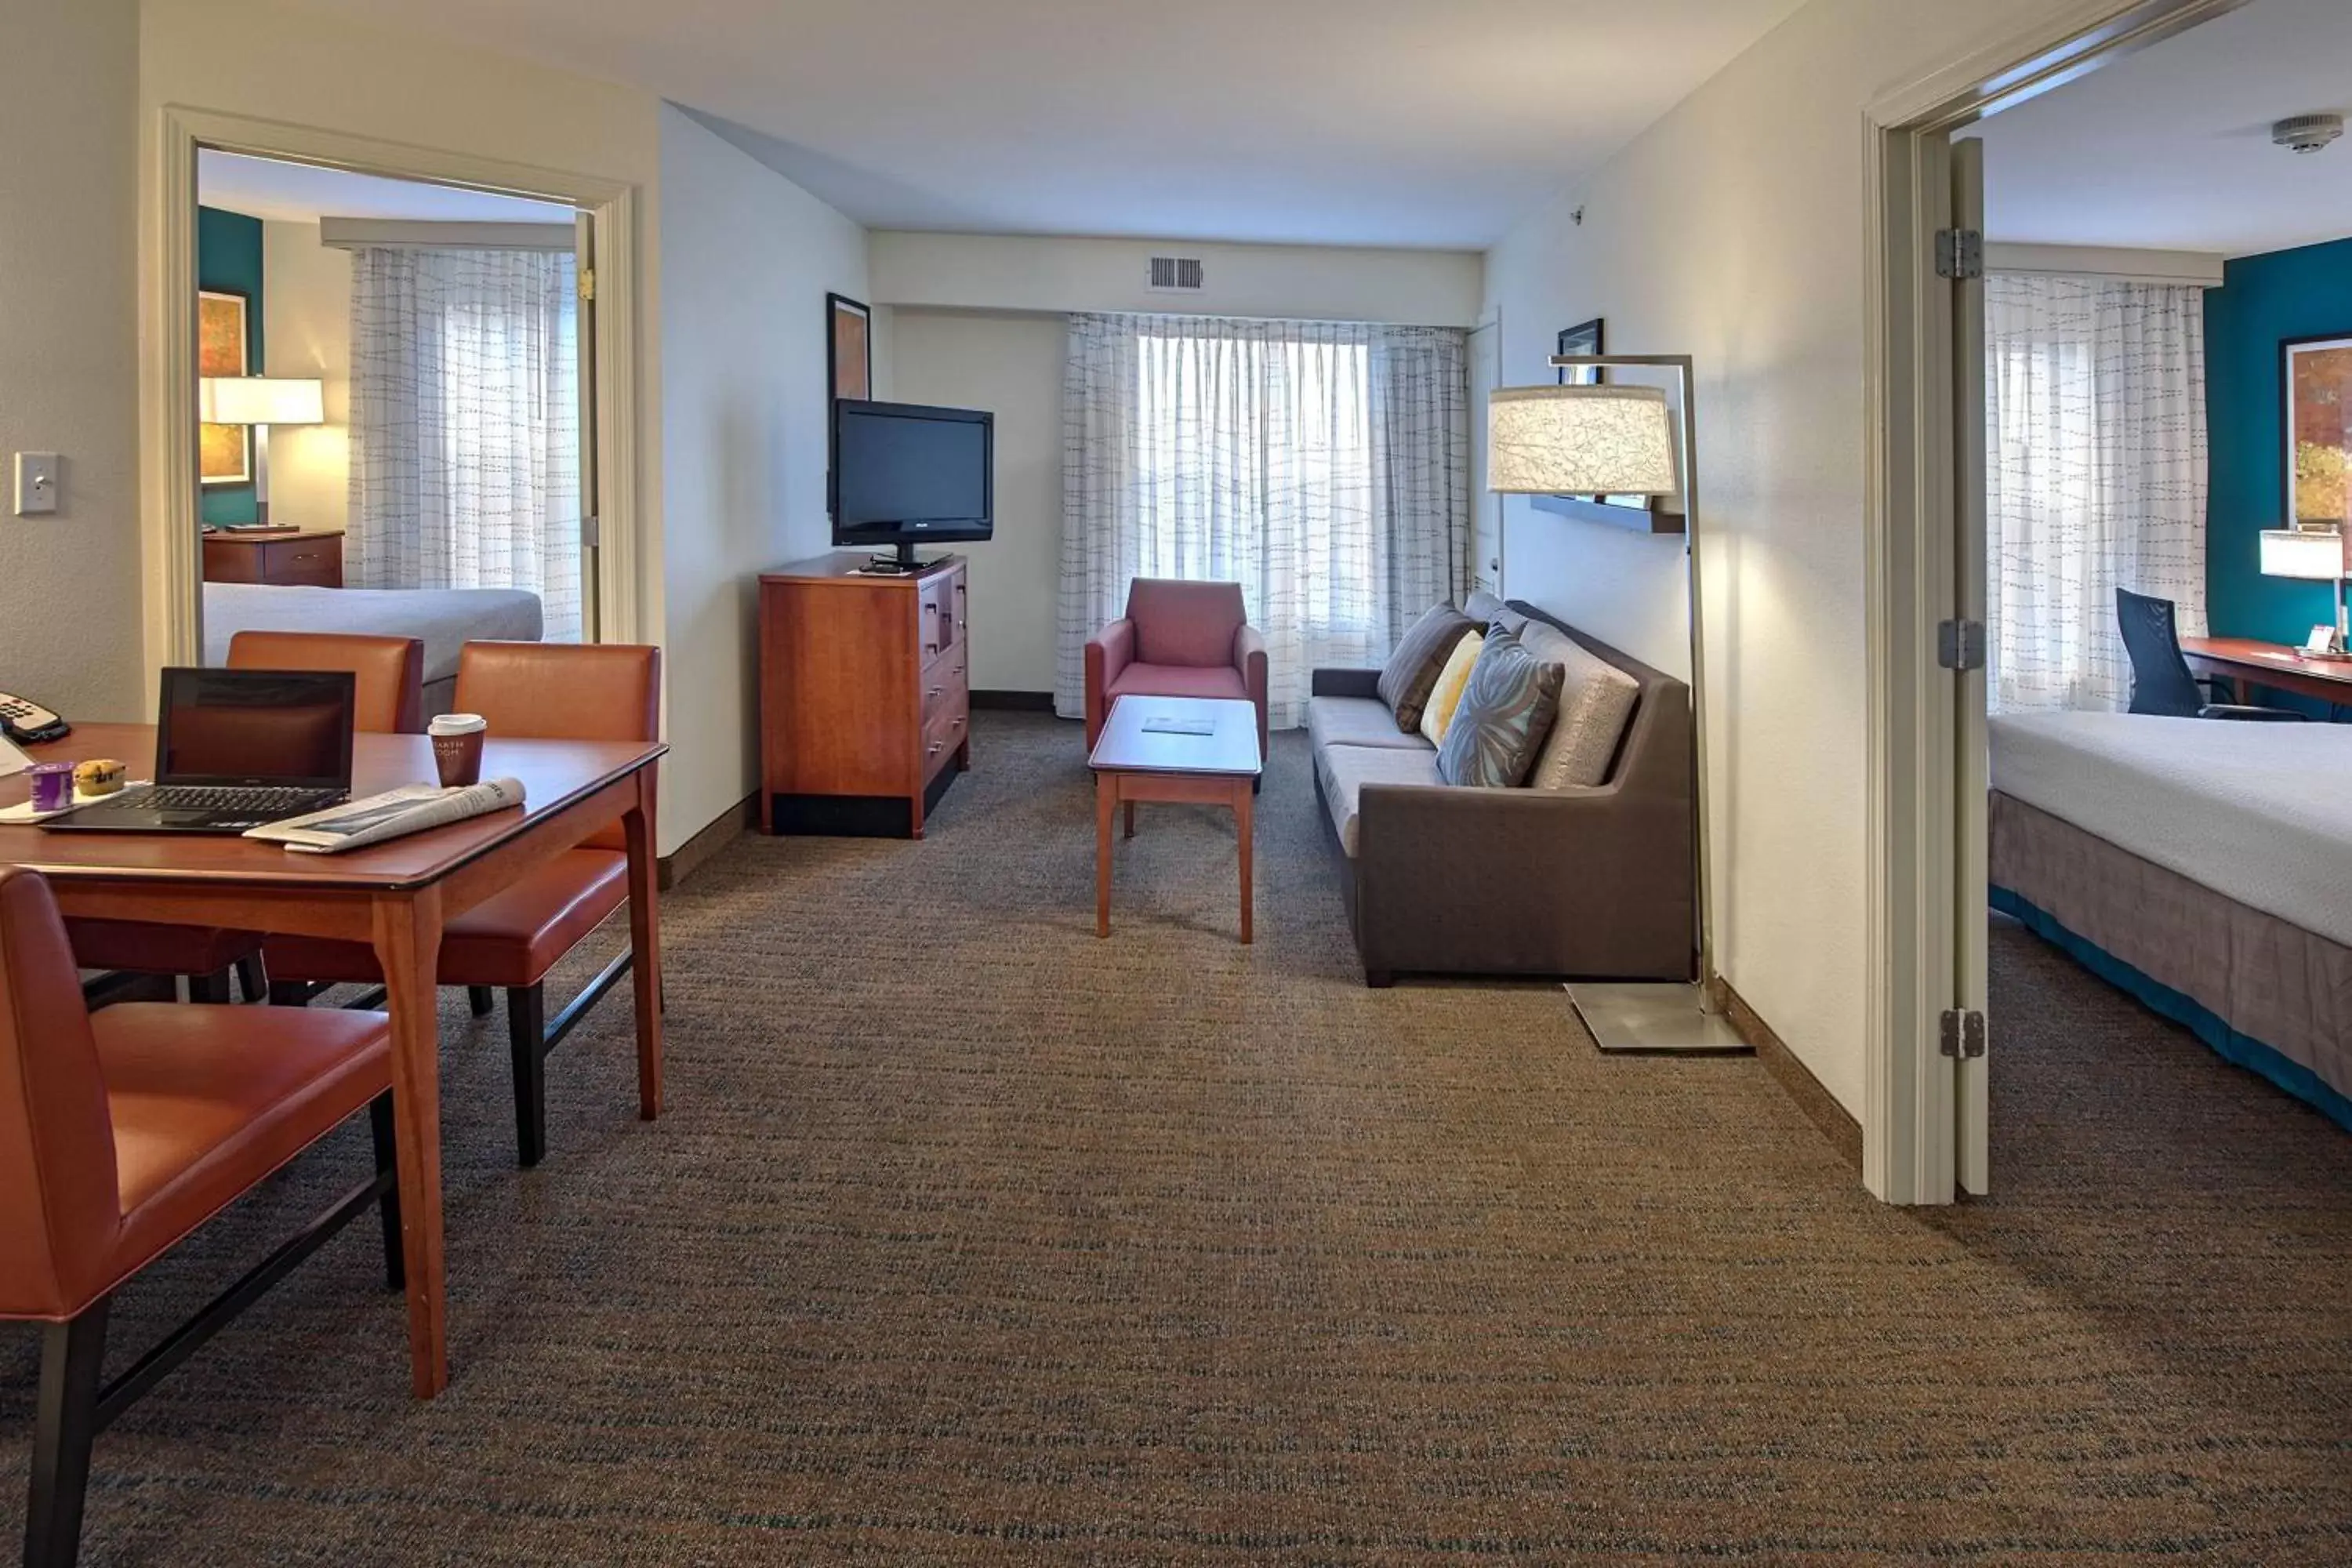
[2115,587,2308,721]
[0,865,401,1568]
[267,641,662,1167]
[65,633,428,1006]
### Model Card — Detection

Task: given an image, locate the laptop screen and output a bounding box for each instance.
[156,667,357,789]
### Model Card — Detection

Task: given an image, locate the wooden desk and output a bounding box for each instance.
[0,725,668,1399]
[2180,635,2352,709]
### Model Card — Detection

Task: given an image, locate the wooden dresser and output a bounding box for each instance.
[201,527,345,588]
[757,553,970,837]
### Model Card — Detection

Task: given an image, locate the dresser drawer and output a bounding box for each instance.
[917,569,964,669]
[263,537,343,587]
[921,643,969,724]
[922,695,968,775]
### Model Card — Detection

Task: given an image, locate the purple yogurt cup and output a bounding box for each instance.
[27,762,74,814]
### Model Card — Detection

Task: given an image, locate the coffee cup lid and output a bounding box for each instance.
[428,713,488,736]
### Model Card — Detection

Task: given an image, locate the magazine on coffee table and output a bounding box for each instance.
[244,776,527,854]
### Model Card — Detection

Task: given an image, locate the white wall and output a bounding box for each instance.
[658,104,872,848]
[1482,0,2105,1117]
[260,220,352,532]
[888,310,1065,692]
[0,0,142,722]
[873,233,1483,328]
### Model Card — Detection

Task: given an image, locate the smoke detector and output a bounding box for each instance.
[2273,114,2344,155]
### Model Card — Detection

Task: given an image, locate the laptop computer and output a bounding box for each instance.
[42,666,358,835]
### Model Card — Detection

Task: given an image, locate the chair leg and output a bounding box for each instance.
[367,1093,404,1291]
[507,984,549,1168]
[234,952,269,1005]
[185,968,233,1006]
[467,985,495,1018]
[25,1300,108,1568]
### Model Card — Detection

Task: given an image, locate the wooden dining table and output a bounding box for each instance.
[0,724,668,1399]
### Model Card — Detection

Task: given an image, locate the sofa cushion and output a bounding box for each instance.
[1317,743,1443,857]
[1465,590,1526,637]
[1375,604,1474,732]
[1417,630,1485,748]
[1126,579,1246,667]
[1106,662,1250,702]
[1308,695,1433,753]
[1520,623,1641,789]
[1436,628,1566,788]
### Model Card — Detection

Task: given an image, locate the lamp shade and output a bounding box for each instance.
[1487,384,1677,495]
[2259,526,2350,581]
[199,376,325,426]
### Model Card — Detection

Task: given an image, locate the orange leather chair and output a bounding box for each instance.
[267,641,662,1167]
[67,633,429,1007]
[0,866,401,1568]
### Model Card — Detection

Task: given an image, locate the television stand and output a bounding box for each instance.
[856,543,933,575]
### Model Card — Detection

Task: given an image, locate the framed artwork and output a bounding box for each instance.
[2284,333,2352,527]
[1555,317,1606,386]
[828,292,873,403]
[198,288,252,486]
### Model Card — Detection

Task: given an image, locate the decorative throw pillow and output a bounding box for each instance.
[1521,623,1641,789]
[1377,604,1475,732]
[1417,630,1485,749]
[1464,589,1525,637]
[1436,630,1566,788]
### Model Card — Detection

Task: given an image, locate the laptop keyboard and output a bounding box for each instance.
[95,786,333,815]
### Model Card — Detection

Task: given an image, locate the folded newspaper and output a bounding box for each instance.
[244,777,527,854]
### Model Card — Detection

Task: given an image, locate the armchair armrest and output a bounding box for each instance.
[1084,618,1137,750]
[1234,623,1269,757]
[1312,668,1385,700]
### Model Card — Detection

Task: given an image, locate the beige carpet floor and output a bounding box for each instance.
[2,710,2348,1563]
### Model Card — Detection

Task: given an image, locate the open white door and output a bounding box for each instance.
[574,210,601,642]
[1950,136,1991,1195]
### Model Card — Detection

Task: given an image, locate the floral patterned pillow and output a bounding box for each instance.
[1436,628,1566,789]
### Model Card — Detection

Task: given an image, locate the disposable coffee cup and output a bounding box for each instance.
[428,713,488,788]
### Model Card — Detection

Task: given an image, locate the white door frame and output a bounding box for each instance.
[143,107,646,675]
[1860,0,2254,1203]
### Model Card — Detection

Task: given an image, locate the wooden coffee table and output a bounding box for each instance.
[1087,695,1262,943]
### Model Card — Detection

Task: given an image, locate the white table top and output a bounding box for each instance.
[1087,695,1261,777]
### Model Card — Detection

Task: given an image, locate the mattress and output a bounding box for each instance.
[202,583,544,688]
[1987,710,2352,947]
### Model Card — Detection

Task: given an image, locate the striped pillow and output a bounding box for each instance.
[1436,629,1565,788]
[1377,604,1475,732]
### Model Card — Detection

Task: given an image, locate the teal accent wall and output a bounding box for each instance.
[2204,237,2352,645]
[197,205,266,526]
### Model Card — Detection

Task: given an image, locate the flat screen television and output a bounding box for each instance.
[830,399,994,568]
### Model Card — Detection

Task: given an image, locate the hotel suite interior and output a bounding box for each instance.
[2,0,2348,1562]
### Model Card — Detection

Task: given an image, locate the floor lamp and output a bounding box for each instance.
[1486,356,1744,1054]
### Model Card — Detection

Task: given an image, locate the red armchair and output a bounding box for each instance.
[1083,579,1268,764]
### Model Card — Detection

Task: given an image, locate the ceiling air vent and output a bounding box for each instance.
[1148,256,1205,293]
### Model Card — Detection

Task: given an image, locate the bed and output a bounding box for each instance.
[203,583,544,717]
[1988,710,2352,1130]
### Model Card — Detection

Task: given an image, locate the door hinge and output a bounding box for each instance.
[581,514,601,548]
[1936,618,1986,671]
[577,267,596,304]
[1939,1008,1987,1060]
[1935,228,1984,281]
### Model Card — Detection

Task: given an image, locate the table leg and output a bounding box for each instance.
[1123,800,1135,840]
[1095,772,1115,938]
[623,771,665,1122]
[1236,778,1254,946]
[372,887,448,1399]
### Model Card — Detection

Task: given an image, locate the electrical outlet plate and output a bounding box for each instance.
[13,452,59,516]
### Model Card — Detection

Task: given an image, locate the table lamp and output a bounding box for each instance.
[1487,364,1743,1055]
[199,376,325,528]
[2258,523,2351,659]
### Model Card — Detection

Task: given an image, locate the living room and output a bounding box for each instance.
[4,0,2348,1562]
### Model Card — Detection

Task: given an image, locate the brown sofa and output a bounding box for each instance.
[1310,601,1695,986]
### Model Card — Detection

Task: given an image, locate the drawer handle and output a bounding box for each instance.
[927,685,942,698]
[927,742,943,757]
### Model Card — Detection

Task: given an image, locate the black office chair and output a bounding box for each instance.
[2115,587,2307,721]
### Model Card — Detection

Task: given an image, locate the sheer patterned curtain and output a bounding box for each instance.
[1057,314,1468,728]
[347,247,583,641]
[1986,274,2208,711]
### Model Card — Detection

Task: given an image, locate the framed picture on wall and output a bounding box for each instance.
[828,292,873,402]
[1555,317,1605,387]
[198,288,252,486]
[2284,333,2352,527]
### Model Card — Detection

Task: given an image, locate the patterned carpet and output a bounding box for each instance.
[3,711,2348,1563]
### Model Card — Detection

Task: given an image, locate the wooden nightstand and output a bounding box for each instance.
[202,528,345,589]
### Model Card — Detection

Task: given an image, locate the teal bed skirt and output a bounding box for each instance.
[1991,886,2352,1134]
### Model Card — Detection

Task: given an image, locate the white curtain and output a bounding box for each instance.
[1057,314,1469,728]
[347,247,583,642]
[1985,274,2208,712]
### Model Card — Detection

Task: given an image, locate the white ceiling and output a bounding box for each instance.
[197,150,575,225]
[1970,0,2352,257]
[286,0,1808,249]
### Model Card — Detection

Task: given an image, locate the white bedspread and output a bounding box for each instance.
[1989,711,2352,946]
[202,583,543,687]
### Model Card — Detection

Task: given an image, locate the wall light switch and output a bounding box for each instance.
[13,452,60,517]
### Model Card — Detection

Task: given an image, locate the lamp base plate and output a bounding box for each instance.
[1566,981,1750,1055]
